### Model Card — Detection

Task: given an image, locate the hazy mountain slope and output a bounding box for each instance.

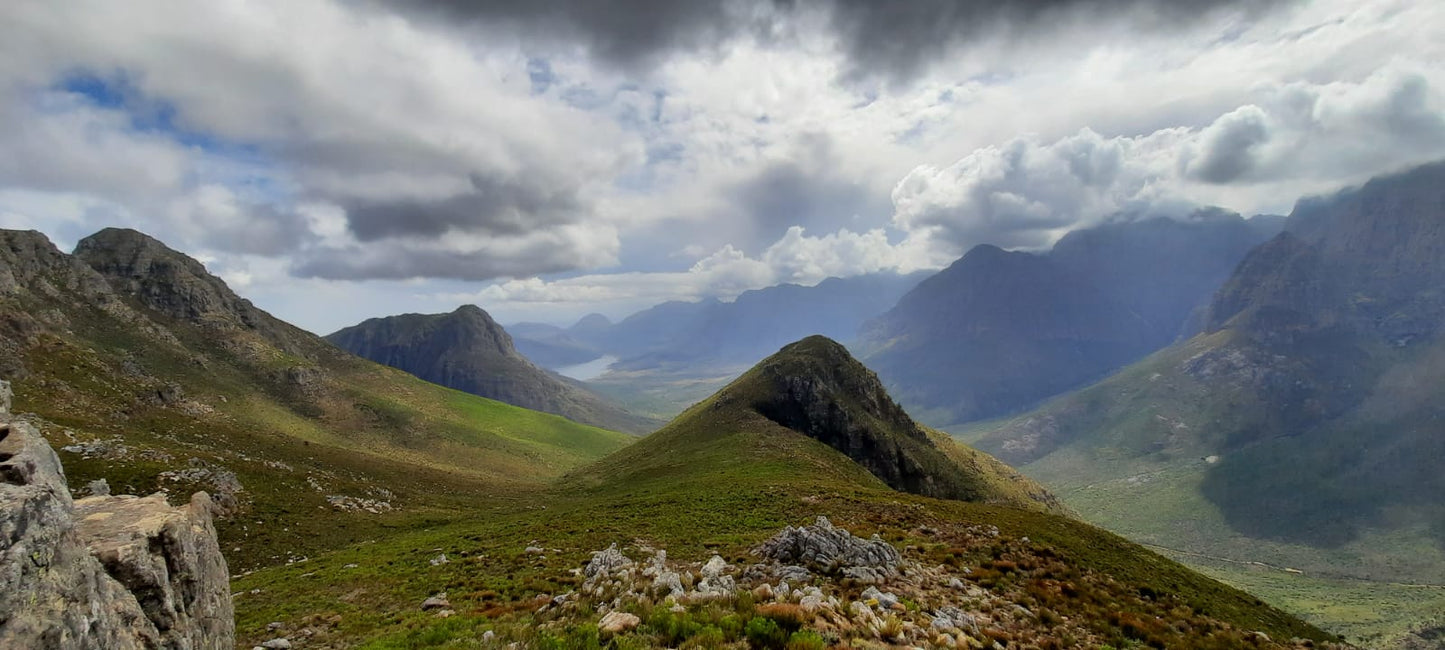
[0,227,632,570]
[231,334,1333,648]
[564,272,924,370]
[862,213,1281,426]
[506,321,602,368]
[328,307,657,434]
[555,273,925,421]
[968,161,1445,646]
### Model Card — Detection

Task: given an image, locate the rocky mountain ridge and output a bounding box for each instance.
[0,226,633,574]
[574,335,1065,514]
[328,305,657,433]
[744,337,1059,507]
[967,159,1445,647]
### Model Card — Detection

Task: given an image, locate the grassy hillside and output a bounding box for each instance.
[328,306,658,434]
[964,334,1445,646]
[962,163,1445,647]
[1,228,632,570]
[229,336,1334,648]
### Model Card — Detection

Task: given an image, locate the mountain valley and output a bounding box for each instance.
[0,226,1342,648]
[964,162,1445,647]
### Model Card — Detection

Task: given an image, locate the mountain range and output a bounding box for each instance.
[967,161,1445,647]
[507,272,924,373]
[327,306,657,434]
[11,158,1442,646]
[236,333,1331,648]
[860,210,1283,426]
[0,226,1334,648]
[0,226,632,569]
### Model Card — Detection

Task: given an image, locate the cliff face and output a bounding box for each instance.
[0,383,233,649]
[328,305,657,433]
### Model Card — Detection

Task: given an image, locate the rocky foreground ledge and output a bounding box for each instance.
[0,380,234,648]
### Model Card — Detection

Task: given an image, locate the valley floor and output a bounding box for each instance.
[1014,448,1445,648]
[1177,558,1445,649]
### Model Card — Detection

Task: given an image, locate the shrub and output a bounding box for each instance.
[744,616,789,649]
[755,603,807,631]
[718,614,746,641]
[680,626,727,649]
[648,609,703,645]
[876,614,904,640]
[784,630,827,650]
[532,626,603,650]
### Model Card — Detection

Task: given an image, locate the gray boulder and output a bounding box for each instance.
[754,516,903,578]
[0,414,233,649]
[86,478,111,496]
[693,555,736,598]
[582,543,633,589]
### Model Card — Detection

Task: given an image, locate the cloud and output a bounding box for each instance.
[453,224,935,318]
[891,127,1188,252]
[891,62,1445,257]
[341,172,583,242]
[379,0,1294,84]
[822,0,1296,84]
[1184,105,1271,183]
[167,185,316,256]
[0,0,1440,331]
[0,0,641,278]
[293,221,620,281]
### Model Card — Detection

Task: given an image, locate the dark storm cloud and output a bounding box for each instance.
[820,0,1294,82]
[379,0,1297,82]
[370,0,764,70]
[1185,106,1270,184]
[292,240,584,281]
[342,172,582,241]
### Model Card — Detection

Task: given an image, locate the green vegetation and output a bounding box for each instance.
[229,336,1331,647]
[1,229,1337,648]
[964,331,1445,646]
[327,306,658,434]
[2,228,632,569]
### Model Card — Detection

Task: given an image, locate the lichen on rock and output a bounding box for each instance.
[0,405,233,649]
[753,515,903,581]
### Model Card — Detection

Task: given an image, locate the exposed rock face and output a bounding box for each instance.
[328,305,656,433]
[1209,161,1445,342]
[582,542,634,591]
[753,516,903,583]
[747,337,1005,503]
[75,492,233,647]
[0,413,233,649]
[73,227,316,357]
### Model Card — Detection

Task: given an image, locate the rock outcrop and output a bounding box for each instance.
[0,409,233,648]
[745,336,1056,507]
[753,516,903,583]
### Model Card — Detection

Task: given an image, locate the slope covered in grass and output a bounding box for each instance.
[0,227,632,569]
[328,306,657,434]
[963,159,1445,647]
[230,336,1333,648]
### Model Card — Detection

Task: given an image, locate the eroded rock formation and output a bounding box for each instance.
[0,398,233,649]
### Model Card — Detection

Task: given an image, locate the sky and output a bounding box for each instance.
[1,0,1442,333]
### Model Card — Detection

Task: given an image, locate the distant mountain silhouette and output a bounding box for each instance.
[861,212,1282,425]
